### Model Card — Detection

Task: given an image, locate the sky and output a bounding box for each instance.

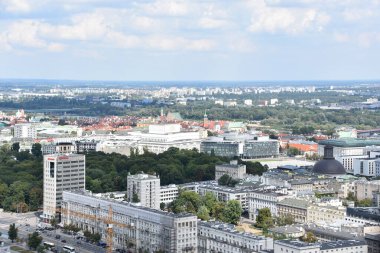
[1,0,380,81]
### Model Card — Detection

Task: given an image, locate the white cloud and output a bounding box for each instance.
[342,9,374,22]
[247,0,330,34]
[198,17,227,29]
[141,0,190,16]
[1,0,32,13]
[333,33,350,43]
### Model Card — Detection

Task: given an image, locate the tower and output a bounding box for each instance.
[203,109,209,127]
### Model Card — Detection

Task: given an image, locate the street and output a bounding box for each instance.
[0,211,106,253]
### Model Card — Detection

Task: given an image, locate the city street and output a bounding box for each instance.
[0,211,106,253]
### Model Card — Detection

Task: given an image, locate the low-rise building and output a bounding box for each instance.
[365,233,380,253]
[198,221,273,253]
[215,160,246,181]
[274,239,367,253]
[307,205,346,225]
[277,198,310,224]
[160,184,179,205]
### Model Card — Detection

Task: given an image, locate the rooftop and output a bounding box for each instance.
[320,240,367,250]
[319,138,380,147]
[278,198,310,209]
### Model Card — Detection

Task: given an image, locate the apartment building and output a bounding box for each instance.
[274,240,367,253]
[126,173,160,210]
[277,198,310,224]
[198,221,273,253]
[160,184,179,205]
[307,205,346,225]
[248,189,289,221]
[13,123,36,139]
[215,160,246,181]
[42,154,85,221]
[62,191,197,253]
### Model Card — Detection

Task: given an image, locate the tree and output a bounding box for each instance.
[256,208,274,231]
[222,200,242,225]
[11,142,20,152]
[50,217,58,229]
[28,232,43,250]
[31,143,42,158]
[8,223,18,242]
[218,174,238,187]
[160,202,165,211]
[132,193,140,203]
[300,232,317,243]
[356,198,372,207]
[242,161,268,176]
[197,205,210,221]
[276,214,295,226]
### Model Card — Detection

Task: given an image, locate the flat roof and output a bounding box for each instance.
[319,138,380,147]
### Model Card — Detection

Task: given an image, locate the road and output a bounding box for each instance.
[0,211,107,253]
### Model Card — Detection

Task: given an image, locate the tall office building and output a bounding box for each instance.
[127,173,160,209]
[13,123,37,139]
[42,154,85,221]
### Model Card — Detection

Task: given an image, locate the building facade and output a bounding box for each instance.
[198,221,273,253]
[42,154,85,220]
[127,173,160,210]
[62,191,198,253]
[277,198,309,224]
[215,160,246,181]
[13,123,36,139]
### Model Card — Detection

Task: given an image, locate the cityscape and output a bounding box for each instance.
[1,1,380,253]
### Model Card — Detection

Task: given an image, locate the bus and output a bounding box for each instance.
[62,245,76,253]
[43,241,55,250]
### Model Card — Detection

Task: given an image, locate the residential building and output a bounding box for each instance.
[354,180,380,200]
[365,233,380,253]
[198,221,273,253]
[307,205,346,225]
[215,160,246,181]
[353,158,380,177]
[75,140,98,153]
[42,153,85,221]
[160,184,179,205]
[197,184,249,209]
[274,239,367,253]
[248,188,289,221]
[13,123,36,139]
[126,173,160,210]
[277,198,310,223]
[62,191,197,253]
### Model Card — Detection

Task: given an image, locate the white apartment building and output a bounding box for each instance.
[42,154,85,221]
[353,158,380,177]
[274,240,367,253]
[129,124,204,154]
[198,221,273,253]
[160,184,179,205]
[197,184,249,209]
[13,123,36,139]
[336,155,367,173]
[62,191,197,253]
[126,173,160,209]
[248,189,289,221]
[215,160,246,181]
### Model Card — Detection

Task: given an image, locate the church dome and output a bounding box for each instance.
[312,145,345,175]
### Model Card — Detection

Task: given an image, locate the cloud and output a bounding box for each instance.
[140,0,190,16]
[198,17,228,29]
[247,0,330,34]
[1,0,32,13]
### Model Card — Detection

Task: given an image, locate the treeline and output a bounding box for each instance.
[0,144,43,212]
[86,148,228,193]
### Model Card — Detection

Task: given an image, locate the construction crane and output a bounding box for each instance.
[106,205,113,253]
[61,204,136,253]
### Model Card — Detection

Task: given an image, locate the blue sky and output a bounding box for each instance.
[1,0,380,81]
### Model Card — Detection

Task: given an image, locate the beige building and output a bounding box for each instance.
[277,198,310,224]
[215,160,246,181]
[307,205,346,225]
[126,173,160,210]
[354,179,380,200]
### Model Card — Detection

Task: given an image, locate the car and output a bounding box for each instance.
[55,235,61,239]
[76,241,82,245]
[61,239,66,243]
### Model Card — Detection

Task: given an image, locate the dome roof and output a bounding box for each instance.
[312,145,345,175]
[313,159,345,174]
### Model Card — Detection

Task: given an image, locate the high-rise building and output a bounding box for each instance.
[127,173,160,210]
[42,154,85,221]
[13,123,37,139]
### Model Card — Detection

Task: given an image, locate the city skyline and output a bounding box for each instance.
[1,0,380,81]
